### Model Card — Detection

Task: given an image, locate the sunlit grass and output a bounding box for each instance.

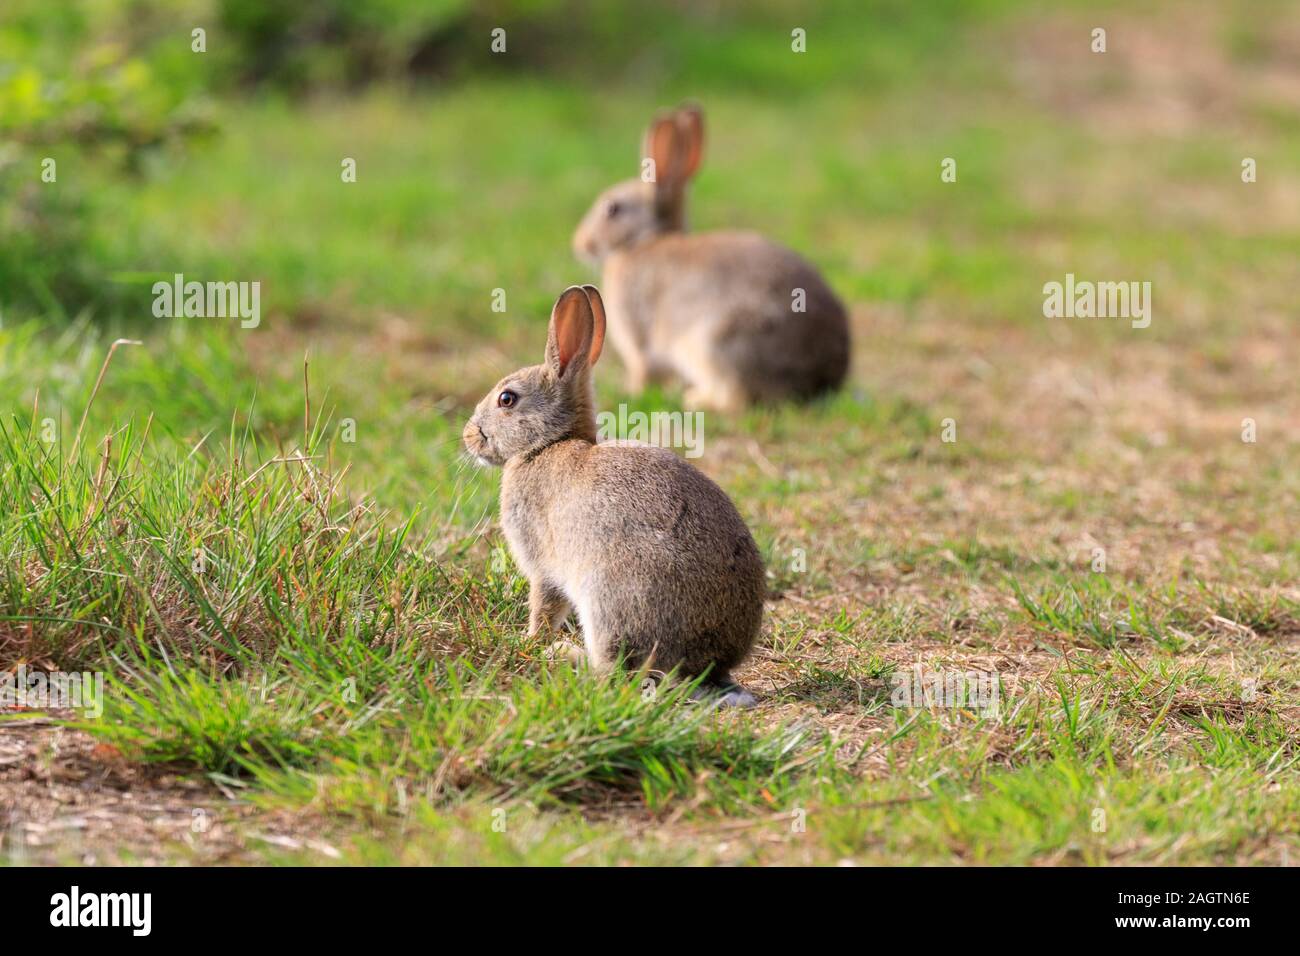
[3,0,1300,865]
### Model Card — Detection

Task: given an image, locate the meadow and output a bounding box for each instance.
[1,0,1298,864]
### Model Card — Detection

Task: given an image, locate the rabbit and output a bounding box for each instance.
[463,284,765,706]
[572,103,851,412]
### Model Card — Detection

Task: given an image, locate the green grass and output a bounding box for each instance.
[8,310,1295,864]
[94,655,832,814]
[3,0,1299,865]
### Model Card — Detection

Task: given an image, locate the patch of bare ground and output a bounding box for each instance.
[724,301,1298,581]
[1005,4,1300,233]
[716,296,1298,754]
[1010,3,1300,137]
[0,715,341,865]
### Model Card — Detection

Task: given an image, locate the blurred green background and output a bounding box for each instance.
[2,0,1297,521]
[1,0,1034,323]
[5,0,1296,327]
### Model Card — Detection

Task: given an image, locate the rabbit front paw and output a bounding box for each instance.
[544,641,587,666]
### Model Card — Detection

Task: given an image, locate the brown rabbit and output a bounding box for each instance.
[572,104,851,411]
[463,285,764,706]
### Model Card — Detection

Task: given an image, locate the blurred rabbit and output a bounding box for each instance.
[573,104,850,411]
[463,284,764,706]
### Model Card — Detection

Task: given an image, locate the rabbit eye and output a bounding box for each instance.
[497,390,518,409]
[606,201,622,218]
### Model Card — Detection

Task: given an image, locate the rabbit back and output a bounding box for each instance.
[604,230,850,403]
[500,438,764,681]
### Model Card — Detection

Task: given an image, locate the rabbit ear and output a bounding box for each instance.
[580,285,606,367]
[643,106,703,230]
[546,286,595,379]
[674,104,704,180]
[644,111,680,186]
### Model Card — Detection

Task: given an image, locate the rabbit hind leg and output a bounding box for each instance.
[675,329,749,412]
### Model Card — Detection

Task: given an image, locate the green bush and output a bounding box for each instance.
[216,0,471,88]
[0,0,213,315]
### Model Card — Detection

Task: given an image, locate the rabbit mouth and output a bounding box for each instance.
[463,422,503,467]
[574,241,603,270]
